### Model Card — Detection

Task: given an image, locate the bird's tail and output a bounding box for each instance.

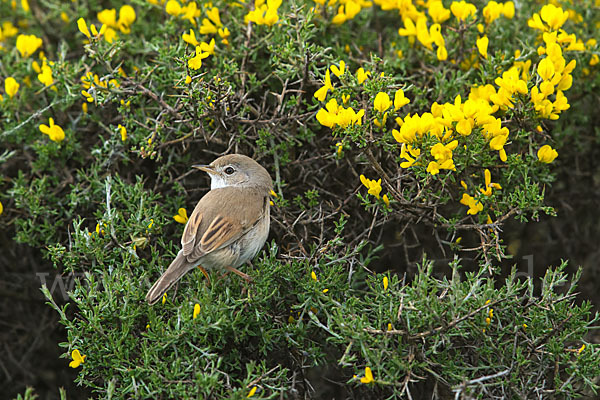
[145,251,196,304]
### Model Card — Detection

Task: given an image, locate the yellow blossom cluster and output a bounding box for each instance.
[458,171,501,216]
[165,0,201,24]
[198,7,230,44]
[77,18,108,41]
[245,0,282,26]
[96,5,137,43]
[32,57,54,88]
[359,175,389,205]
[393,90,510,166]
[384,1,514,62]
[529,34,579,122]
[178,6,228,70]
[314,61,368,128]
[359,175,382,198]
[80,71,120,105]
[316,98,364,128]
[312,0,372,25]
[459,193,482,215]
[527,4,569,32]
[482,1,514,25]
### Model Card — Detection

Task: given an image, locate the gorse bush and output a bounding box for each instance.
[1,0,600,398]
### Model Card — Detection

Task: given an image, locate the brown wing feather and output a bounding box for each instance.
[181,208,202,256]
[182,187,266,264]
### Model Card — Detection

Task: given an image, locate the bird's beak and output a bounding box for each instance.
[192,164,216,174]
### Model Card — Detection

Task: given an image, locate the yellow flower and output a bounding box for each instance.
[69,349,86,368]
[476,36,489,59]
[199,18,217,34]
[450,1,477,22]
[16,34,43,57]
[117,124,127,141]
[174,207,189,224]
[118,5,136,32]
[431,140,458,163]
[245,0,282,26]
[247,386,257,397]
[528,4,568,32]
[383,276,388,291]
[182,29,199,46]
[81,90,94,103]
[399,143,420,168]
[314,70,332,102]
[0,200,3,215]
[311,270,317,281]
[539,4,569,31]
[503,2,515,19]
[429,0,451,23]
[98,8,117,26]
[436,45,448,61]
[482,1,502,24]
[200,38,216,56]
[536,57,555,81]
[373,92,391,113]
[330,60,345,77]
[185,75,192,84]
[5,77,20,98]
[394,89,410,110]
[336,142,343,157]
[460,193,483,215]
[180,1,198,25]
[162,293,167,304]
[316,98,364,128]
[39,117,65,142]
[479,169,502,196]
[218,27,230,44]
[206,7,223,27]
[360,367,374,384]
[37,61,54,87]
[356,67,370,84]
[360,175,382,198]
[77,18,91,38]
[382,194,390,206]
[537,145,558,163]
[188,46,210,70]
[193,303,201,319]
[165,0,182,16]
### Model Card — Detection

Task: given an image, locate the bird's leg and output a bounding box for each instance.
[197,265,210,283]
[224,266,252,283]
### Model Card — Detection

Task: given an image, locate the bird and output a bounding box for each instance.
[145,154,272,305]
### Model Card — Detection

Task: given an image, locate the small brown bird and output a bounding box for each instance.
[145,154,272,305]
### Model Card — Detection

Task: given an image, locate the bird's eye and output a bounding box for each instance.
[224,166,235,175]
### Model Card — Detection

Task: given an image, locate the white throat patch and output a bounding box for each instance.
[210,175,228,189]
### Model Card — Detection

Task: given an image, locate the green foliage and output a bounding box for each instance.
[2,0,600,398]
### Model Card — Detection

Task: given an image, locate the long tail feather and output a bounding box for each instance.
[145,251,196,304]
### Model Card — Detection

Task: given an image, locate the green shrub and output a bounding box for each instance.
[2,0,600,398]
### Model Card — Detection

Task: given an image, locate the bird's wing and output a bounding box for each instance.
[181,187,268,262]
